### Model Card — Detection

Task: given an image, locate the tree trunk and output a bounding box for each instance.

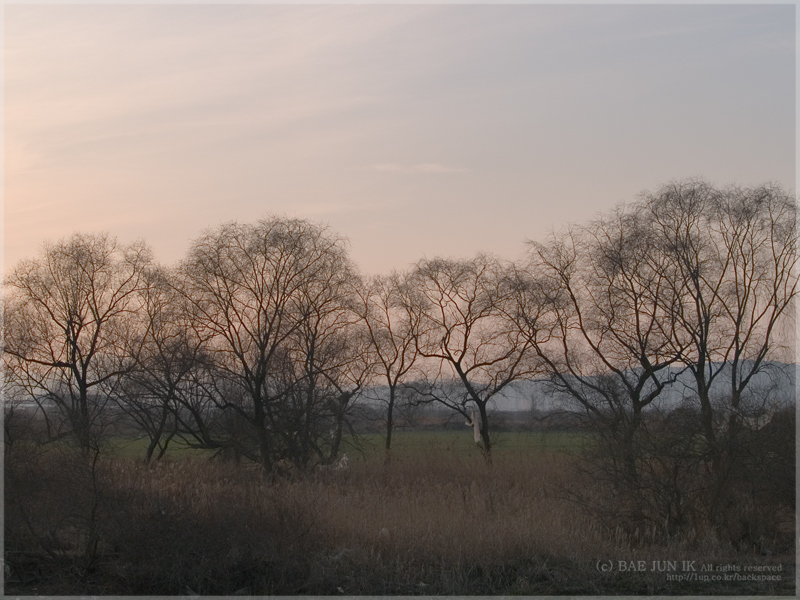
[385,386,395,459]
[253,397,273,474]
[73,386,93,454]
[330,411,344,460]
[477,401,492,460]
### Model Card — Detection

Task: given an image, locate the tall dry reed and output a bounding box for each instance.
[5,442,794,595]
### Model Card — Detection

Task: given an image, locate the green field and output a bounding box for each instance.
[109,429,592,463]
[350,430,591,459]
[110,436,214,459]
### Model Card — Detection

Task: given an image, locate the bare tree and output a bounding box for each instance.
[512,179,797,540]
[115,265,212,462]
[701,183,796,428]
[644,180,798,532]
[510,204,699,533]
[645,181,797,442]
[272,248,366,469]
[3,233,152,452]
[179,216,354,474]
[355,272,420,460]
[406,254,538,457]
[513,204,686,482]
[314,321,375,463]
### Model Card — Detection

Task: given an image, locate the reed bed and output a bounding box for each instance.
[5,437,795,595]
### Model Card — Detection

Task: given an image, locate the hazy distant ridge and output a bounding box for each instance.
[360,361,797,413]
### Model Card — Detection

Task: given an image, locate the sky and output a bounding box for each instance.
[4,3,796,277]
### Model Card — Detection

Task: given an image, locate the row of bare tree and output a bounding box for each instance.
[512,179,797,543]
[4,179,797,511]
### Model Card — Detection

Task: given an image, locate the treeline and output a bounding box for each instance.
[4,178,797,543]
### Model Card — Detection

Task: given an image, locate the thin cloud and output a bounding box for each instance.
[373,163,466,174]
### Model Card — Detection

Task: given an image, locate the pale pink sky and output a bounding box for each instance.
[4,4,795,276]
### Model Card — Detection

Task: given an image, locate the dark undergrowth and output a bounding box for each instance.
[5,436,795,596]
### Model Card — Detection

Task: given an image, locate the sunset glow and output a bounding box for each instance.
[4,3,795,276]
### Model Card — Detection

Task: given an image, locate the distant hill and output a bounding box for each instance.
[358,361,797,413]
[495,360,797,413]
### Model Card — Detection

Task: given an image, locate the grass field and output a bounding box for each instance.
[353,429,591,457]
[111,435,213,459]
[5,427,795,596]
[109,428,593,462]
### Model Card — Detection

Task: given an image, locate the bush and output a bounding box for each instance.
[569,403,795,553]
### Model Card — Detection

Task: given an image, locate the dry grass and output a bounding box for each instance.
[5,436,795,595]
